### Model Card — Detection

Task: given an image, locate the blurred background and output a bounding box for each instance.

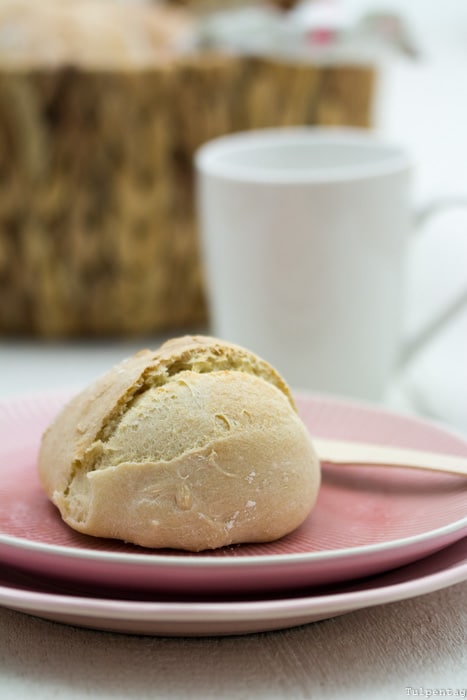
[0,0,466,433]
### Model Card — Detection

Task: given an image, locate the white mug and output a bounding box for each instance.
[195,127,465,401]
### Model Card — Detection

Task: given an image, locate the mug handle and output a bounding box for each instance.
[398,198,467,368]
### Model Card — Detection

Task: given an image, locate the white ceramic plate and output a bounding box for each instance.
[1,536,466,636]
[1,390,467,597]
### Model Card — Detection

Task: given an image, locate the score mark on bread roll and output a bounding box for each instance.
[38,335,321,551]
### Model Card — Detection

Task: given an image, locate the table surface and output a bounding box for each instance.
[1,2,467,697]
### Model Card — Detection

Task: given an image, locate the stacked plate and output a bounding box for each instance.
[1,390,466,636]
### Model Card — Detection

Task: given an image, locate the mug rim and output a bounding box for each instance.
[195,126,411,184]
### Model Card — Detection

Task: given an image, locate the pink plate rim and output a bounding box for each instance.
[0,538,465,623]
[1,510,467,569]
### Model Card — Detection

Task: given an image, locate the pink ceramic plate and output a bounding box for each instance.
[0,536,466,636]
[0,390,467,597]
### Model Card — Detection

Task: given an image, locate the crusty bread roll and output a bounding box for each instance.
[38,335,320,551]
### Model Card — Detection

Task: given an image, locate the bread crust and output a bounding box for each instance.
[38,335,321,551]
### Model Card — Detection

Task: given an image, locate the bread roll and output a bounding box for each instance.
[38,335,320,551]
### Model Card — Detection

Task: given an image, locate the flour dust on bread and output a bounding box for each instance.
[38,335,321,551]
